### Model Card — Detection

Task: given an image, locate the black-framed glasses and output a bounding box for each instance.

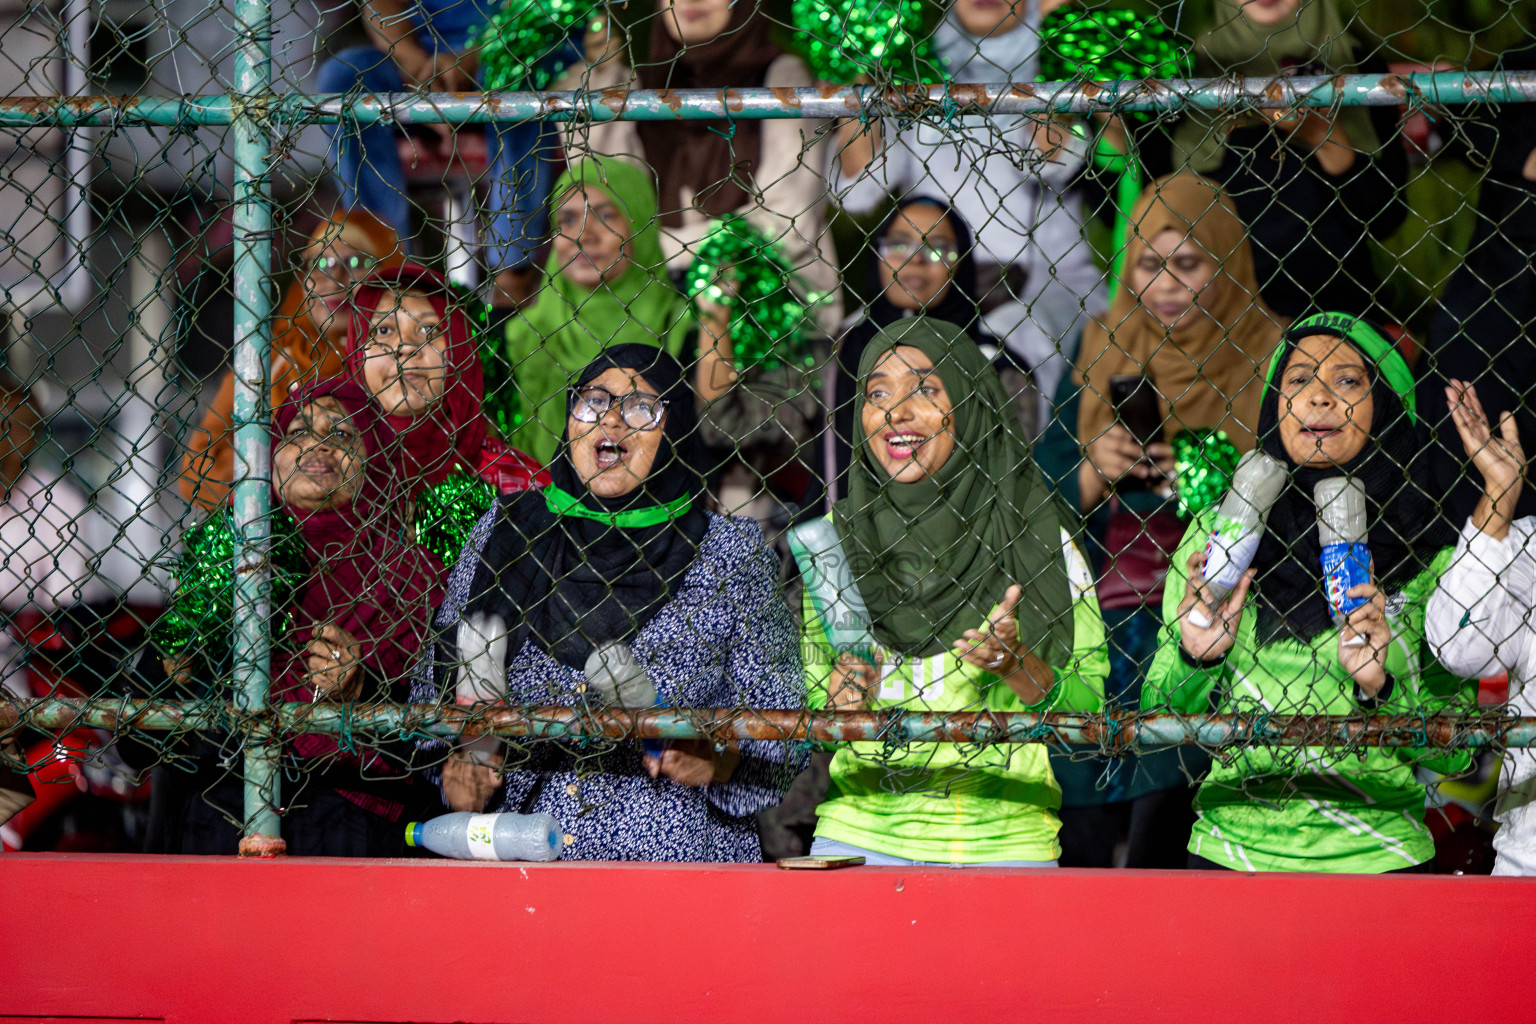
[570,386,668,431]
[877,238,960,267]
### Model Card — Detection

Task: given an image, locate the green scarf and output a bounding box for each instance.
[1173,0,1380,174]
[834,318,1074,665]
[505,155,696,463]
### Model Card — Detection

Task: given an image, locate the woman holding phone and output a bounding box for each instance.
[1035,174,1283,868]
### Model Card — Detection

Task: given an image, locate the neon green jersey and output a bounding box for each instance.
[806,527,1108,863]
[1144,508,1474,873]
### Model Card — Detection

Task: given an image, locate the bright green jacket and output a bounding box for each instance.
[806,527,1108,863]
[1143,508,1474,873]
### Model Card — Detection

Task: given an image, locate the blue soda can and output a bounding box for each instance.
[1314,477,1371,619]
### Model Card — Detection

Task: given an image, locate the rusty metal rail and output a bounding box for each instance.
[3,697,1532,752]
[0,71,1530,128]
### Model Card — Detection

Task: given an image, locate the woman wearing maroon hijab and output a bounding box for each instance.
[347,264,549,497]
[144,380,447,855]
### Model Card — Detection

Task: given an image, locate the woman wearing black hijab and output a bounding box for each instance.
[412,345,805,862]
[1144,313,1472,873]
[825,197,1025,503]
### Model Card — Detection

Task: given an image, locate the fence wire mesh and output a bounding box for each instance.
[0,0,1533,870]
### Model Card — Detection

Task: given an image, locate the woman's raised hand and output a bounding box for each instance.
[1446,379,1526,525]
[443,751,502,812]
[953,585,1056,703]
[1338,577,1391,698]
[954,584,1024,674]
[1177,551,1254,663]
[304,623,363,701]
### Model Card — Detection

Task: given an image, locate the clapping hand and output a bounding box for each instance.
[1446,378,1526,515]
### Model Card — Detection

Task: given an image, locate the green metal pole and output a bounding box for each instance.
[0,71,1534,127]
[229,0,280,856]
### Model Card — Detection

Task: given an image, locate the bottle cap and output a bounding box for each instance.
[404,822,422,848]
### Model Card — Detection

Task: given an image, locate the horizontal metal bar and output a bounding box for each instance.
[1,71,1532,128]
[5,698,1533,751]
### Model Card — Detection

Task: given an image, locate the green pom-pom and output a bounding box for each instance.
[1038,8,1190,83]
[790,0,941,85]
[1173,429,1241,520]
[472,0,596,92]
[683,215,821,373]
[152,508,307,659]
[413,473,497,567]
[462,299,523,441]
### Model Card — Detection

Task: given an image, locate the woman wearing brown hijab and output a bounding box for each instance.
[178,210,403,510]
[555,0,839,321]
[1035,173,1285,869]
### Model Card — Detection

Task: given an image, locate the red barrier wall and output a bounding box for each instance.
[2,853,1532,1024]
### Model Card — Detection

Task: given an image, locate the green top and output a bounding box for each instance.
[807,525,1108,863]
[1143,508,1473,873]
[505,156,695,463]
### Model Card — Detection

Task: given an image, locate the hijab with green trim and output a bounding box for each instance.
[836,317,1074,665]
[1251,312,1455,644]
[506,155,696,463]
[449,345,710,673]
[1174,0,1381,174]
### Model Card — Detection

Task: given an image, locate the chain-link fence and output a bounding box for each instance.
[1,0,1534,871]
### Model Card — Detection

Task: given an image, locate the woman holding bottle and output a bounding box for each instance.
[1145,312,1470,873]
[414,345,805,861]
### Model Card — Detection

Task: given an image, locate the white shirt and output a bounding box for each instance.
[0,471,101,614]
[1426,516,1536,875]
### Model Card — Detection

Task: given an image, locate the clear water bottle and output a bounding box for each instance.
[1192,450,1288,626]
[405,811,563,862]
[788,518,877,662]
[1315,476,1372,625]
[584,642,663,757]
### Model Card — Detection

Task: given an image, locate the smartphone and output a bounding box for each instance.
[776,855,866,870]
[1108,374,1164,448]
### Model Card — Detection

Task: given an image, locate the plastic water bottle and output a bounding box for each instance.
[1315,476,1372,625]
[584,642,663,757]
[405,811,563,862]
[1191,450,1288,626]
[787,518,877,662]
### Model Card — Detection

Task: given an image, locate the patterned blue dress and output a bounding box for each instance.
[413,511,806,862]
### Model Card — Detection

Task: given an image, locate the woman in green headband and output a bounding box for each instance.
[801,317,1107,867]
[412,345,806,861]
[1144,312,1474,873]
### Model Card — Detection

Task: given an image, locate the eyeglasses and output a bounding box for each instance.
[309,253,377,279]
[877,239,960,267]
[569,386,668,431]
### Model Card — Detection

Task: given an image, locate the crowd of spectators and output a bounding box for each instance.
[2,0,1535,875]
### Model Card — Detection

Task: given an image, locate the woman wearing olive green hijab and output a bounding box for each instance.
[801,317,1107,866]
[1172,0,1407,320]
[504,156,717,464]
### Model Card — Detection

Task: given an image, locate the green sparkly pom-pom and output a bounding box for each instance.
[1173,428,1241,520]
[472,0,596,92]
[152,508,308,660]
[683,215,821,374]
[413,473,498,567]
[789,0,941,85]
[1038,8,1189,84]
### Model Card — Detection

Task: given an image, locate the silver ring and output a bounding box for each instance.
[330,650,340,660]
[987,654,1005,669]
